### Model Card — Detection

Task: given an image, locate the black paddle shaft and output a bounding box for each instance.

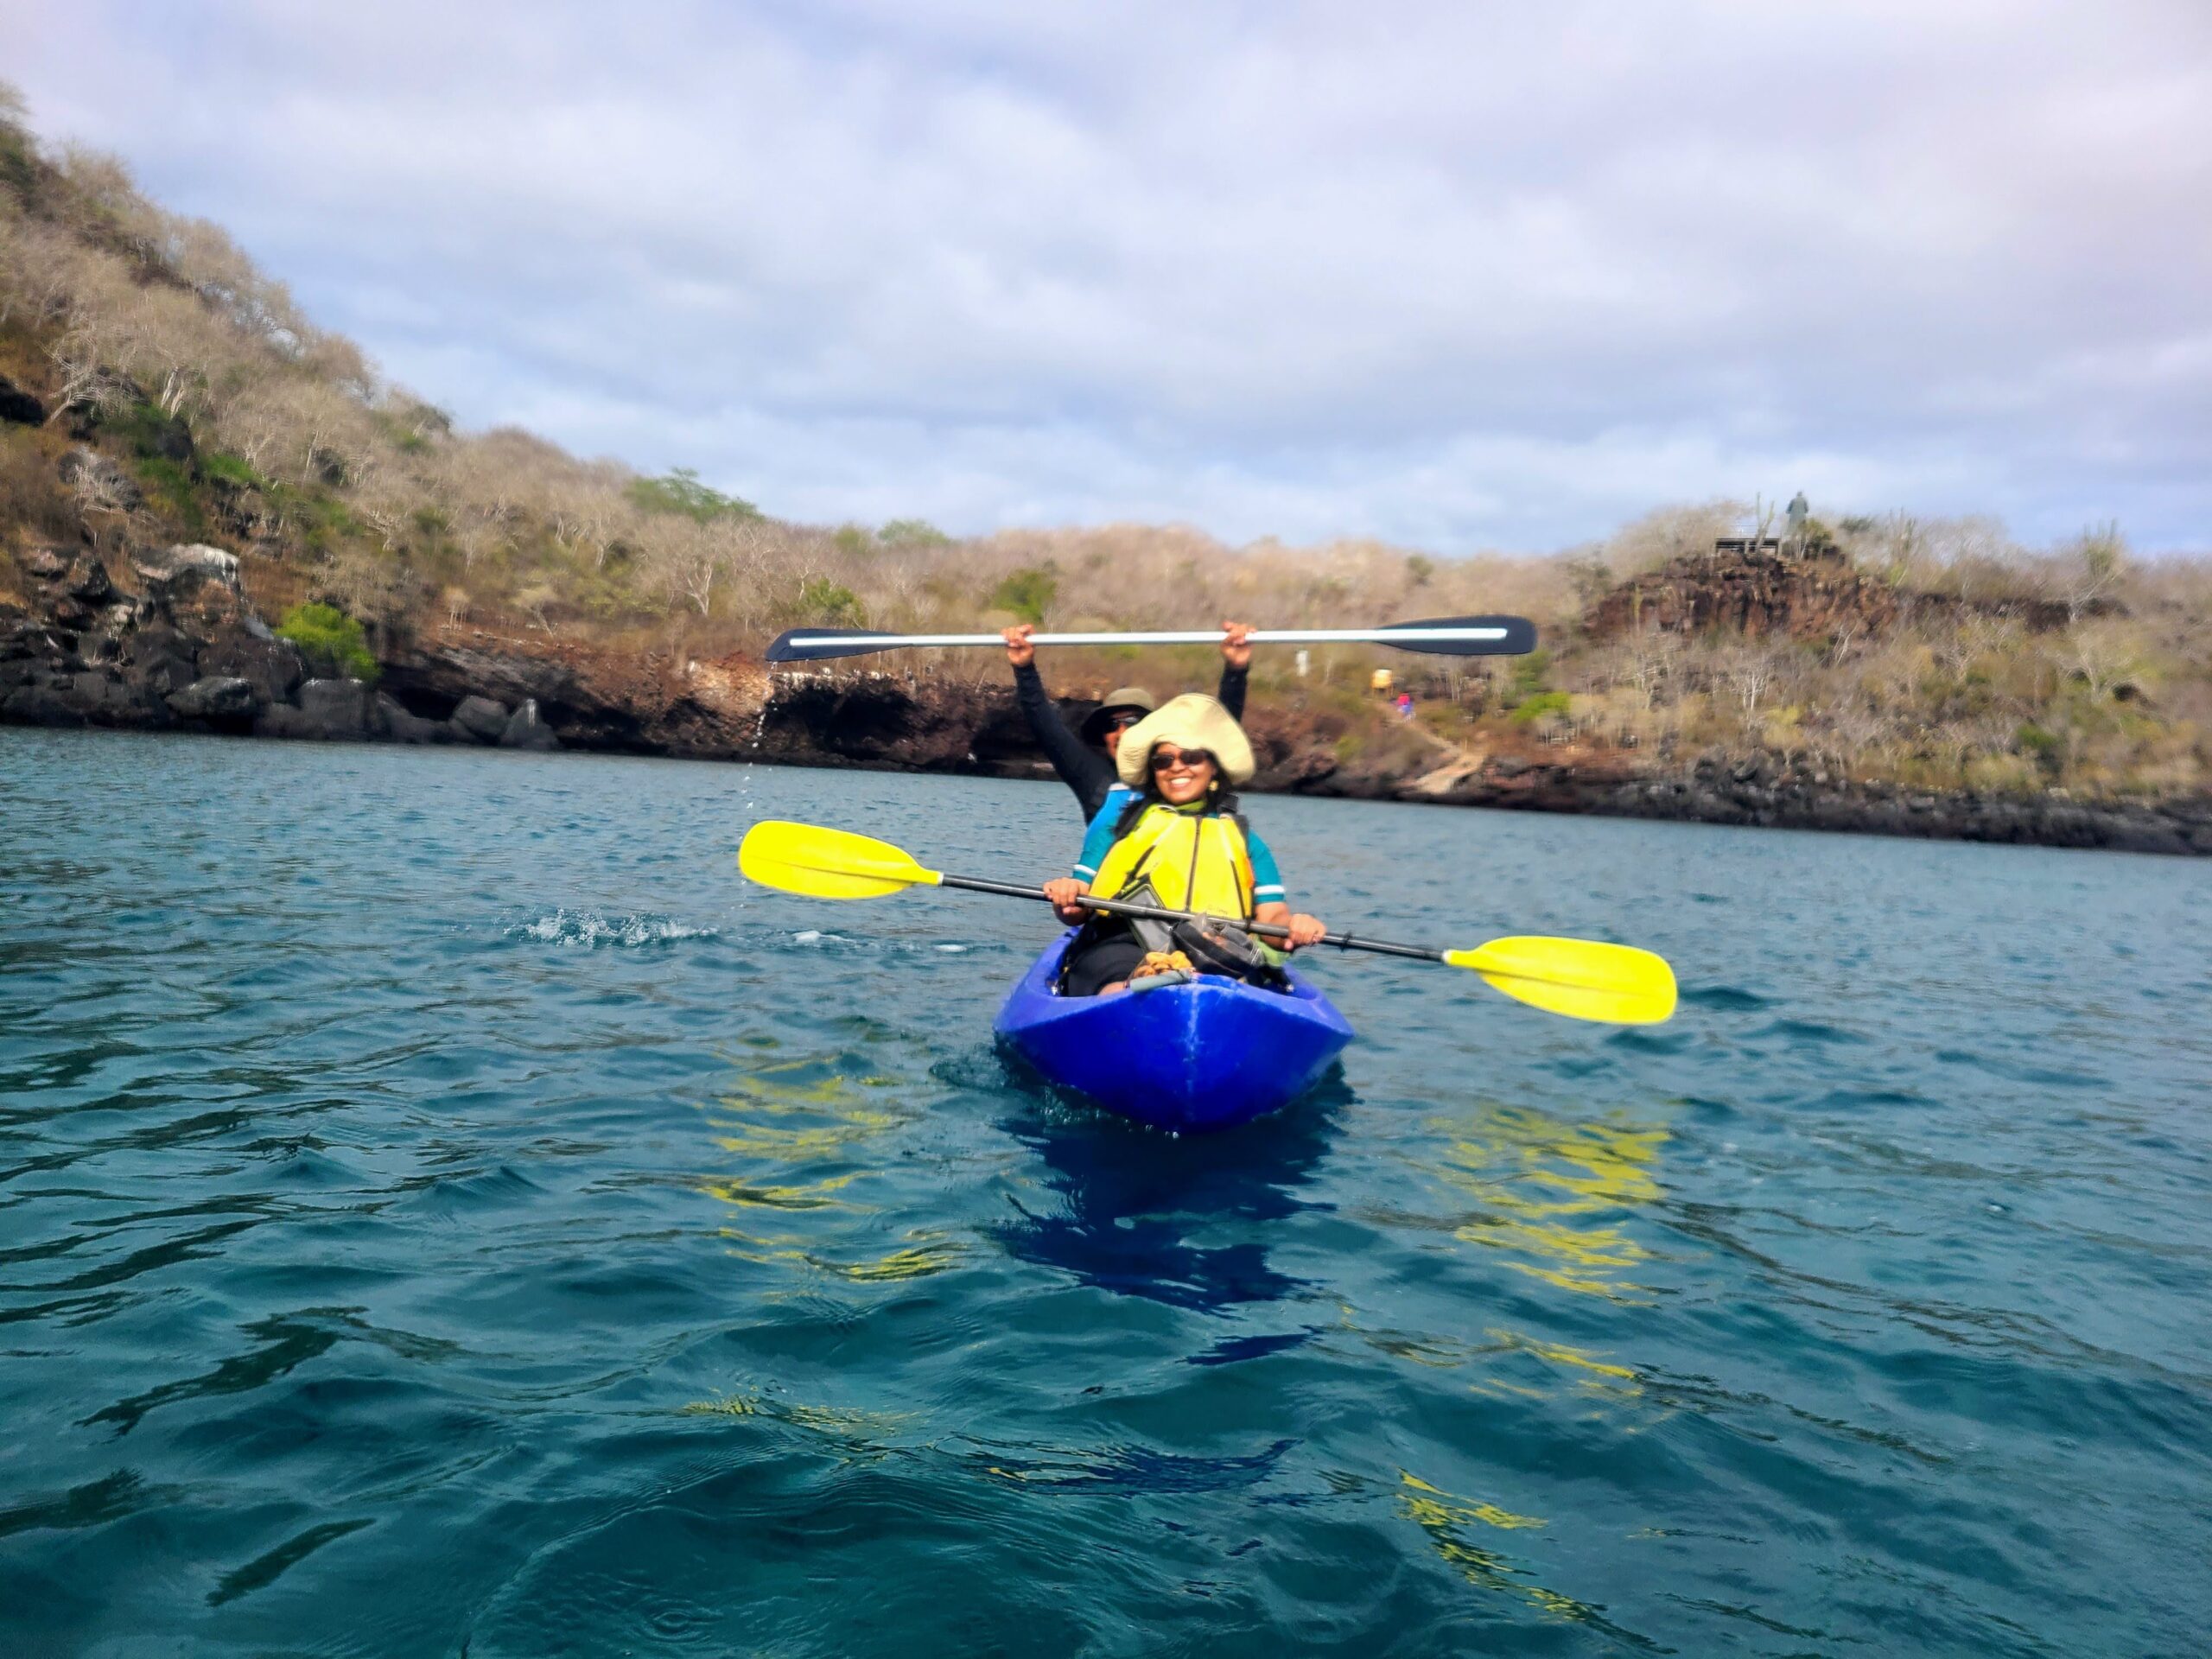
[936,874,1446,963]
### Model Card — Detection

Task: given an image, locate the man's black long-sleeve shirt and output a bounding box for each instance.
[1014,662,1248,823]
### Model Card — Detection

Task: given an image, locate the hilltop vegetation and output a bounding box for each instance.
[2,84,2207,805]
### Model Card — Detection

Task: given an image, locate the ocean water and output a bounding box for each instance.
[3,727,2209,1657]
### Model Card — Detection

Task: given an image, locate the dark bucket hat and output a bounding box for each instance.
[1077,685,1157,745]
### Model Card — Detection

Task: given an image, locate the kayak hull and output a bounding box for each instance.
[993,931,1356,1133]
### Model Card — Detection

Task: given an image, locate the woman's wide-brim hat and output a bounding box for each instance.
[1077,685,1157,745]
[1116,692,1255,786]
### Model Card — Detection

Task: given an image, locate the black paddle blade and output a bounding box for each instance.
[766,627,898,663]
[1379,614,1537,657]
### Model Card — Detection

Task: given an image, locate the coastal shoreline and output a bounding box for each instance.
[8,552,2205,859]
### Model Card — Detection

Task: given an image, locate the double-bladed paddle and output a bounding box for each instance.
[737,820,1677,1026]
[765,614,1537,664]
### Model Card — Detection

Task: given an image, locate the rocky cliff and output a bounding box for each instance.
[5,543,2209,857]
[1586,542,2099,640]
[1,544,557,750]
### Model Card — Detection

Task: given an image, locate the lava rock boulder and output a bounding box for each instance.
[449,694,512,743]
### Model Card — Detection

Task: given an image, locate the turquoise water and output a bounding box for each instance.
[3,728,2209,1656]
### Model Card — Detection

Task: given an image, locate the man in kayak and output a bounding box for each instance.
[1039,693,1326,995]
[1002,620,1254,823]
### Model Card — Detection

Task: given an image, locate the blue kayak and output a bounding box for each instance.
[993,931,1356,1133]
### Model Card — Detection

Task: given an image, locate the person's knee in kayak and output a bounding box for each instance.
[1043,693,1325,995]
[1003,620,1255,823]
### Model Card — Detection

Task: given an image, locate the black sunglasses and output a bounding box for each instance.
[1148,747,1215,772]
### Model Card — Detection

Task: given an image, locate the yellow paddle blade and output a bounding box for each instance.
[1445,935,1678,1026]
[737,820,943,899]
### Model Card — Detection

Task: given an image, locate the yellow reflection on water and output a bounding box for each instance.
[682,1391,918,1459]
[1467,1328,1644,1408]
[1395,1471,1636,1632]
[1430,1103,1668,1301]
[1397,1468,1645,1637]
[697,1055,963,1281]
[1332,1313,1644,1411]
[1400,1471,1544,1531]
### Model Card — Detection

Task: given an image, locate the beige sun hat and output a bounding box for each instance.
[1115,692,1255,787]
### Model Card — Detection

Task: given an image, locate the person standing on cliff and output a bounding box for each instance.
[1001,620,1253,823]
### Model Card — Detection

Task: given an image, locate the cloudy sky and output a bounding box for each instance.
[7,0,2209,550]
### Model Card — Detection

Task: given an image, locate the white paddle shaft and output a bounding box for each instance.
[779,626,1512,651]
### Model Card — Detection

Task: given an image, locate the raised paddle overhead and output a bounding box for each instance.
[765,615,1538,663]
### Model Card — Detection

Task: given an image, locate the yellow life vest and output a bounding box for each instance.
[1089,804,1256,920]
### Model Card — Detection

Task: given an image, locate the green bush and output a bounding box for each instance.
[200,451,264,489]
[990,565,1058,625]
[880,518,950,547]
[130,454,205,534]
[626,467,757,524]
[798,577,865,626]
[2016,722,2063,779]
[1509,690,1572,726]
[276,601,378,683]
[1505,648,1553,709]
[263,485,364,553]
[107,399,193,463]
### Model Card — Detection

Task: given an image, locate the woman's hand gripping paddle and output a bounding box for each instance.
[738,821,1678,1026]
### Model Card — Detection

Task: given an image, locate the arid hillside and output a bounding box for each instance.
[3,85,2209,838]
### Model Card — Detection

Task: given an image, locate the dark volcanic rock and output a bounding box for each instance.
[1587,544,1900,641]
[2,683,86,725]
[380,632,713,753]
[257,677,373,741]
[297,677,372,738]
[59,556,115,607]
[132,545,249,637]
[133,543,241,593]
[499,697,560,751]
[138,408,195,465]
[120,626,201,701]
[196,621,304,705]
[1587,540,2101,643]
[756,675,1011,771]
[167,676,259,727]
[67,668,139,722]
[252,704,313,740]
[450,694,512,742]
[375,693,446,744]
[0,373,44,425]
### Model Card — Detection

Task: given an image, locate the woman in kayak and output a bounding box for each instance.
[1042,693,1327,996]
[1002,620,1255,823]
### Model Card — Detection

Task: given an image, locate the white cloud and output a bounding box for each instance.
[5,0,2209,548]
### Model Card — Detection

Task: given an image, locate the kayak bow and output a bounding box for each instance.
[994,931,1356,1133]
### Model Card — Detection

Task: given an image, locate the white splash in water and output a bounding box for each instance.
[936,944,968,953]
[512,910,719,949]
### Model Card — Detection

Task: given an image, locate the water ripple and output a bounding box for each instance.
[3,728,2208,1656]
